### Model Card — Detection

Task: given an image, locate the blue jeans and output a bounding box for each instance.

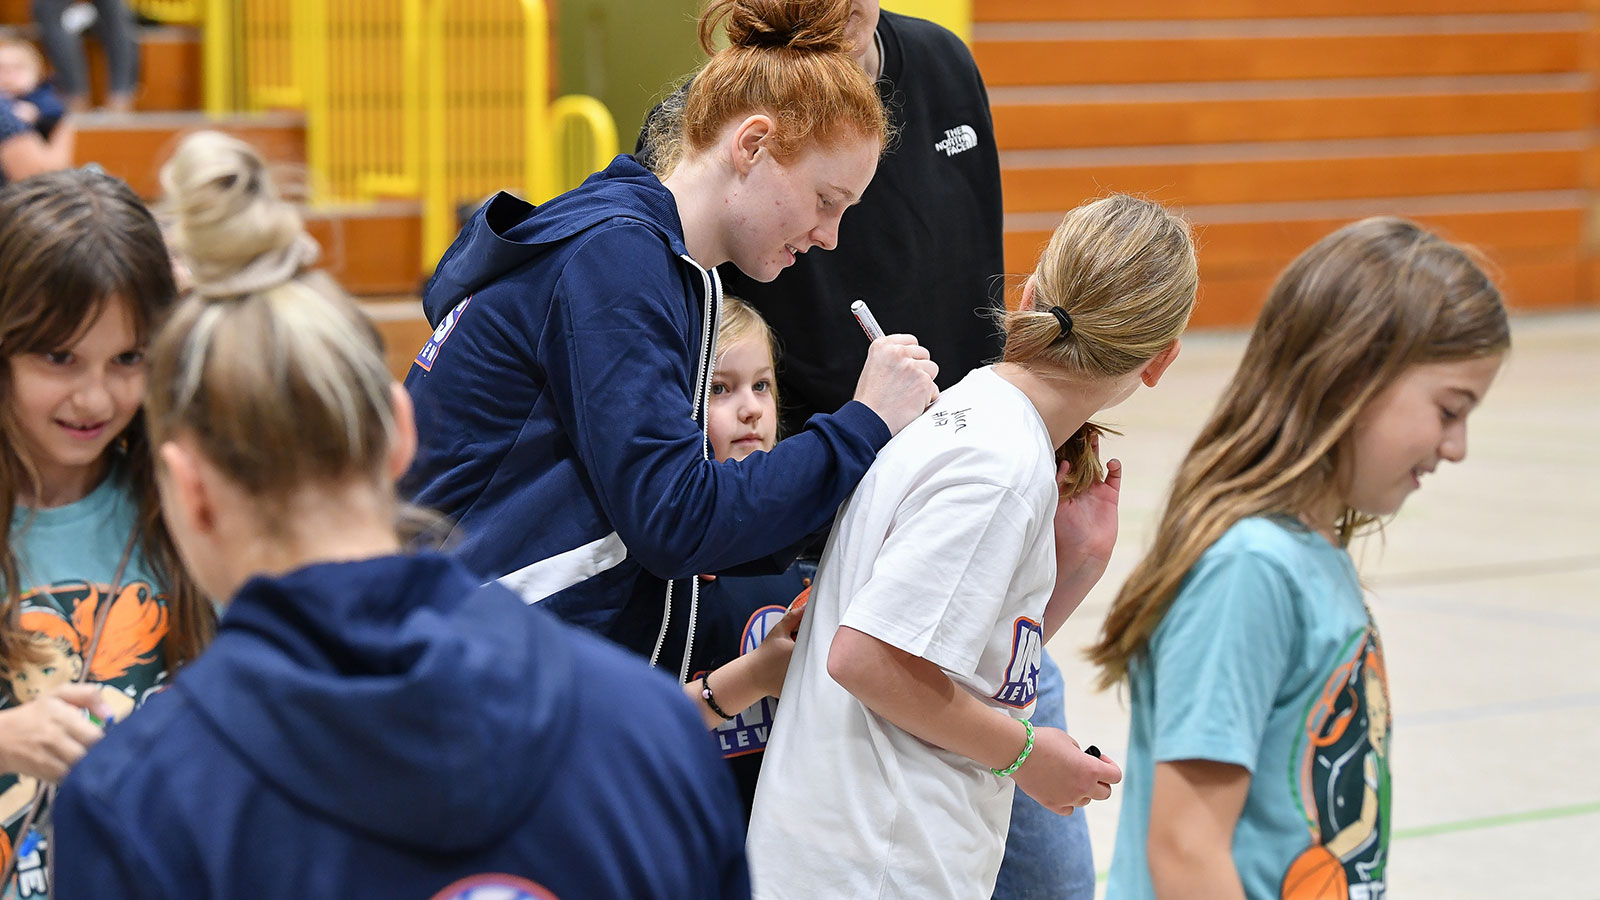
[992,650,1096,899]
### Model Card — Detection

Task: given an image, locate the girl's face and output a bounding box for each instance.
[708,335,779,462]
[6,294,147,506]
[723,134,878,283]
[1341,354,1503,517]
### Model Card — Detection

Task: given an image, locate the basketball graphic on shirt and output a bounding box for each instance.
[1281,846,1347,900]
[1282,630,1390,899]
[428,874,560,900]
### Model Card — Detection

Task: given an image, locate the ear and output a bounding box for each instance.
[1018,275,1038,312]
[386,382,418,481]
[1140,338,1182,387]
[158,439,217,538]
[730,114,776,176]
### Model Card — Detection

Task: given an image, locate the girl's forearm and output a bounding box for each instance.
[826,625,1028,771]
[1043,561,1105,641]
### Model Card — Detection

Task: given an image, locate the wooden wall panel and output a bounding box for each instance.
[978,0,1582,21]
[980,0,1599,320]
[975,32,1585,87]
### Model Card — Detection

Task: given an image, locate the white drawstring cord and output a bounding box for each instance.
[650,259,722,680]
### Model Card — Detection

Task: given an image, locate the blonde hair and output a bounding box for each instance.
[646,0,887,176]
[0,169,213,673]
[147,132,396,530]
[1000,195,1198,497]
[1089,216,1510,689]
[716,296,781,411]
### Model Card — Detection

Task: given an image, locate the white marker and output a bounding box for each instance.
[850,299,885,342]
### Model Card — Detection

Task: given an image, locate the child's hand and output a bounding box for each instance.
[11,100,39,124]
[1011,726,1122,815]
[1053,434,1121,578]
[0,684,110,782]
[747,591,808,698]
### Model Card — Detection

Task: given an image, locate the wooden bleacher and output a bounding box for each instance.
[3,0,1594,375]
[977,0,1599,325]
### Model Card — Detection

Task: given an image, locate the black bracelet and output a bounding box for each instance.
[700,670,737,721]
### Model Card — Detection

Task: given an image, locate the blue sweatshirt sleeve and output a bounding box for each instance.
[541,224,889,578]
[52,781,168,900]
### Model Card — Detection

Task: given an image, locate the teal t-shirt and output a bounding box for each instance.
[1107,516,1392,900]
[2,472,171,899]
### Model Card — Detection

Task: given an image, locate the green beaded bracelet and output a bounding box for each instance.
[991,718,1035,778]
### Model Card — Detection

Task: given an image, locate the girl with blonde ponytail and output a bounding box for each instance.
[52,132,751,899]
[745,194,1197,900]
[1094,217,1509,900]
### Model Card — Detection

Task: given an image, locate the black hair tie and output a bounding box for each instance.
[1049,305,1074,338]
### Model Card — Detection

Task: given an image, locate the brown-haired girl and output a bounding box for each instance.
[53,131,750,898]
[745,194,1197,899]
[0,169,212,895]
[404,0,939,685]
[1093,217,1510,900]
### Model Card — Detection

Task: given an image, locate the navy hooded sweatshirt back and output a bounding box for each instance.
[400,155,889,665]
[53,554,749,900]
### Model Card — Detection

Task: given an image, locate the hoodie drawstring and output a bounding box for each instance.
[650,259,722,683]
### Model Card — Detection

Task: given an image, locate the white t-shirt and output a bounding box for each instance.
[746,366,1059,900]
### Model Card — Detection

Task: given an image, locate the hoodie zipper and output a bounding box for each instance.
[649,257,722,683]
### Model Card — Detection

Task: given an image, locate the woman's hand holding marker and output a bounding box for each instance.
[1011,725,1123,816]
[850,300,939,435]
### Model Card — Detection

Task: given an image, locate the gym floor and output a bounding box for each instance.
[1048,310,1600,899]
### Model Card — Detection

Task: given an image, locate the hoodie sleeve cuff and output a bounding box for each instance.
[819,400,893,451]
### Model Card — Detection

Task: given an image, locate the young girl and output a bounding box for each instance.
[53,130,750,899]
[745,194,1196,899]
[678,297,809,811]
[403,0,938,685]
[0,169,212,896]
[1091,217,1509,900]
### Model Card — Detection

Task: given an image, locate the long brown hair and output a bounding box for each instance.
[999,194,1198,496]
[0,170,214,673]
[1089,216,1510,689]
[646,0,888,176]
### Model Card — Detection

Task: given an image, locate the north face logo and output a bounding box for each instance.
[934,124,978,157]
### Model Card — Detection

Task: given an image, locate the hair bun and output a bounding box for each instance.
[701,0,852,56]
[160,131,317,299]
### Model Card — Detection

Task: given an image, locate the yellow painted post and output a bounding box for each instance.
[881,0,971,43]
[523,0,553,204]
[203,0,233,113]
[549,94,618,195]
[297,0,330,201]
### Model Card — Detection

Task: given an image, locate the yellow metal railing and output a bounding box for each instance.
[202,0,617,267]
[422,0,552,265]
[130,0,203,24]
[550,95,619,195]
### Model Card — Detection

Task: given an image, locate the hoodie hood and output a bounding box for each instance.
[177,553,574,854]
[422,154,690,326]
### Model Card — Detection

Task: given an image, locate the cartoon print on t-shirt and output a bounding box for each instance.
[1281,630,1390,900]
[0,580,170,897]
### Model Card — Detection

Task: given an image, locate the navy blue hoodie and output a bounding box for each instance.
[53,554,749,900]
[402,155,889,667]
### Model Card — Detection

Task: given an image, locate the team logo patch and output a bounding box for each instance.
[993,617,1042,709]
[428,874,560,900]
[934,124,978,157]
[414,294,474,372]
[712,603,791,758]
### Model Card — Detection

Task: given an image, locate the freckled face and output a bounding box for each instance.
[722,135,879,283]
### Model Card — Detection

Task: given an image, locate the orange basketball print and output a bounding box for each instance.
[1281,845,1349,900]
